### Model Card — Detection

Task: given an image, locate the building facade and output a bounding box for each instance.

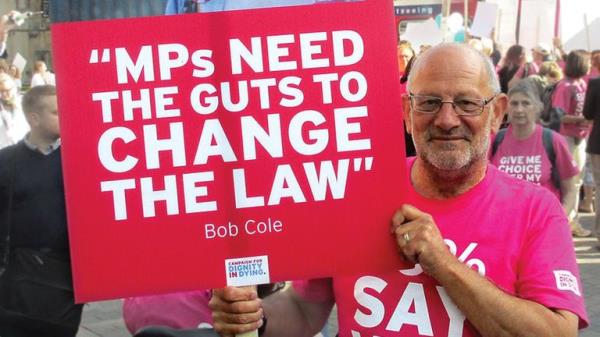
[1,0,167,86]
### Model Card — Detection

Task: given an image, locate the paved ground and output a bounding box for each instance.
[77,213,600,337]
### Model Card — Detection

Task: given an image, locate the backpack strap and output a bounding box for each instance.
[491,129,507,157]
[541,127,561,190]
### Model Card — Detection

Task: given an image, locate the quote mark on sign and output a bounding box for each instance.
[353,157,373,172]
[89,49,111,64]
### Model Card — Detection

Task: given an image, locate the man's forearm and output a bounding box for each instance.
[562,115,587,123]
[561,178,578,216]
[432,260,577,337]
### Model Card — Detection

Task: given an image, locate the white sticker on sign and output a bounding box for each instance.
[225,255,270,287]
[553,270,581,296]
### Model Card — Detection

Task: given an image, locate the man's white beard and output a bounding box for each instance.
[414,123,491,172]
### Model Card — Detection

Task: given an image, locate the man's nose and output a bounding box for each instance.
[433,102,462,130]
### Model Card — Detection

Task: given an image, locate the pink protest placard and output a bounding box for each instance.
[51,0,408,302]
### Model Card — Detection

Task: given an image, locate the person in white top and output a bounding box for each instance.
[30,60,56,87]
[0,73,29,148]
[8,64,22,91]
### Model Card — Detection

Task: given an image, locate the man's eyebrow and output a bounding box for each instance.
[453,91,487,98]
[412,91,483,98]
[411,91,439,97]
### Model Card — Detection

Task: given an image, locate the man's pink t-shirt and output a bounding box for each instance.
[490,125,579,200]
[552,78,590,138]
[294,159,588,337]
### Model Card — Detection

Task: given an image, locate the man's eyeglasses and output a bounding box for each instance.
[408,93,498,116]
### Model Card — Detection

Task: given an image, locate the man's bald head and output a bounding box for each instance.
[407,43,500,95]
[403,43,507,197]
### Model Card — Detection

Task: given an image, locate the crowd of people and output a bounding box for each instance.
[400,36,599,240]
[491,40,598,239]
[0,13,55,150]
[0,2,597,337]
[0,10,77,337]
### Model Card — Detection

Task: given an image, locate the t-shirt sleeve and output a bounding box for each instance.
[292,278,335,303]
[551,132,580,180]
[551,82,570,112]
[516,192,589,328]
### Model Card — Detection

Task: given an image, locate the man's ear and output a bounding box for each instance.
[490,93,507,133]
[24,111,39,127]
[402,94,413,134]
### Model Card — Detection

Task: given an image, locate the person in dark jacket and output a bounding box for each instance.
[583,75,600,249]
[0,85,83,337]
[497,44,526,94]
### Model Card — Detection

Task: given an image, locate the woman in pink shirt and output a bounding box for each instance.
[490,80,582,234]
[551,50,593,235]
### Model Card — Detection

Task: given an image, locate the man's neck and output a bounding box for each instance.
[411,157,487,199]
[27,132,59,153]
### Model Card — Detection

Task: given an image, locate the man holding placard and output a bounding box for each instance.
[209,43,588,337]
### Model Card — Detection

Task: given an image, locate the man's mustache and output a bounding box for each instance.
[426,127,472,141]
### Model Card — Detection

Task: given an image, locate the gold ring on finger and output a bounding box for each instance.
[403,232,410,242]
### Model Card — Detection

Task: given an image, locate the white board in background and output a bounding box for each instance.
[401,18,443,50]
[470,2,499,38]
[12,52,27,73]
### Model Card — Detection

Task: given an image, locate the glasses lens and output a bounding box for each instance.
[455,98,483,114]
[413,96,441,113]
